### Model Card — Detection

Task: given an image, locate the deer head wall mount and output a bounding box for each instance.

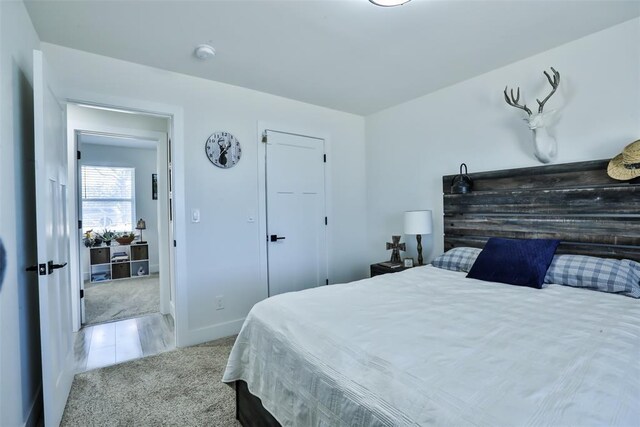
[504,67,560,164]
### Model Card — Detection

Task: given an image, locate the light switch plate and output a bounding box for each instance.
[191,209,200,223]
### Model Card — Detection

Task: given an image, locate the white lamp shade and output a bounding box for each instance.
[404,210,433,235]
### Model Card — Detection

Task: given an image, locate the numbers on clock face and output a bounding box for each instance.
[205,132,242,168]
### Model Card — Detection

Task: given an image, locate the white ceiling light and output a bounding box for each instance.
[194,44,216,60]
[369,0,411,7]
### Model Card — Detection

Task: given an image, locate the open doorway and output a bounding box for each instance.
[68,104,176,370]
[79,133,160,325]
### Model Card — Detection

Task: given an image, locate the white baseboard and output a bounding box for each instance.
[24,385,42,427]
[178,317,245,348]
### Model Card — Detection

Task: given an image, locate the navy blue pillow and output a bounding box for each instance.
[466,238,560,289]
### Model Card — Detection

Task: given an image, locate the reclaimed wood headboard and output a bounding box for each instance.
[442,159,640,262]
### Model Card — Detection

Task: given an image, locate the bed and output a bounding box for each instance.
[222,159,640,426]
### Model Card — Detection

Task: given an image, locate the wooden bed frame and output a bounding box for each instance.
[234,159,640,426]
[235,380,280,427]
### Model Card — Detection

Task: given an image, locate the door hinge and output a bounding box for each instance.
[261,132,268,143]
[173,240,177,247]
[323,154,326,163]
[80,289,84,299]
[324,216,328,225]
[77,150,81,160]
[78,220,82,229]
[326,279,329,286]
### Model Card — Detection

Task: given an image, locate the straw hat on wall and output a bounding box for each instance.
[608,139,640,181]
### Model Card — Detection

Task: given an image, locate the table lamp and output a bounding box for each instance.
[136,218,147,244]
[404,210,433,265]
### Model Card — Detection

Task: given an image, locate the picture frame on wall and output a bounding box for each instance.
[152,173,158,200]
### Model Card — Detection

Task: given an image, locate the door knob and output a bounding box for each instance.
[269,235,286,242]
[26,263,47,275]
[47,261,67,274]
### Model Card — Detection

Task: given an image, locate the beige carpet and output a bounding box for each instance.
[61,336,239,426]
[84,274,160,326]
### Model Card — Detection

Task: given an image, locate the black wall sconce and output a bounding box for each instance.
[451,163,473,194]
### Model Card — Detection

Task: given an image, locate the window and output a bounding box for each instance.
[81,166,135,233]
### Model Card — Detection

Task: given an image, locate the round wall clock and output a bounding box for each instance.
[205,131,242,168]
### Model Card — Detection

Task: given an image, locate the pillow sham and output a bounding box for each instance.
[467,238,559,289]
[544,254,640,298]
[431,247,481,273]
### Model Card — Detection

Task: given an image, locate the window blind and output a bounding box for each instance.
[81,165,135,232]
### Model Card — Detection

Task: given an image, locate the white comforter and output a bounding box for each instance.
[222,266,640,426]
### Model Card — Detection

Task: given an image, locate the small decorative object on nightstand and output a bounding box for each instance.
[386,235,406,264]
[403,258,414,268]
[404,210,433,266]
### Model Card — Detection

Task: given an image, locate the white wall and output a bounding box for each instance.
[42,42,368,346]
[365,18,640,264]
[69,103,168,133]
[0,2,42,426]
[79,143,160,280]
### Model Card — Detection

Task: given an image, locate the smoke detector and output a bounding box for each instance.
[194,44,216,60]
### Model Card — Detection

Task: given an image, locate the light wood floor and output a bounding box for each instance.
[74,313,175,372]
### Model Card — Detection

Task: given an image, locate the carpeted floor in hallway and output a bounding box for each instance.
[61,335,239,426]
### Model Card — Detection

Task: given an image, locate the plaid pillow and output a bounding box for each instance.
[432,247,481,273]
[544,255,640,298]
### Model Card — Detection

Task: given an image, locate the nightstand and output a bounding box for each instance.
[370,262,411,278]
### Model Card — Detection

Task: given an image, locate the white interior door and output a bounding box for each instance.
[265,130,327,296]
[33,49,74,427]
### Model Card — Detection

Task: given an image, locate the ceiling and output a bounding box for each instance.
[25,0,640,115]
[79,132,158,150]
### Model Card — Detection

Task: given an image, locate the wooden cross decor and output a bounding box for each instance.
[386,235,406,264]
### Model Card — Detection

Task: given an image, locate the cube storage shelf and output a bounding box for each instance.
[89,243,150,283]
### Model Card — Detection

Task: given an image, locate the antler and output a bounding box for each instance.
[536,67,560,113]
[503,86,532,116]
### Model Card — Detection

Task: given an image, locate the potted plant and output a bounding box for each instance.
[82,229,103,246]
[92,235,103,246]
[100,229,116,246]
[82,229,94,248]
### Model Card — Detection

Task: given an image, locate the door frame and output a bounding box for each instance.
[63,95,189,346]
[257,122,332,296]
[73,128,170,323]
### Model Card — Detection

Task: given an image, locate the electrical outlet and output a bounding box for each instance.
[215,295,224,310]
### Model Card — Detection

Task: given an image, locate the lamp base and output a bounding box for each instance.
[416,234,424,266]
